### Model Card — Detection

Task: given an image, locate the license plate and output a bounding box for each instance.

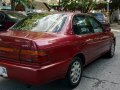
[0,66,8,77]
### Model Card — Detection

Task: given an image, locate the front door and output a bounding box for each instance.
[72,15,102,64]
[87,16,111,56]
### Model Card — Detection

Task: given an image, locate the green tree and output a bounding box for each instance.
[61,0,97,13]
[80,0,97,13]
[10,0,34,11]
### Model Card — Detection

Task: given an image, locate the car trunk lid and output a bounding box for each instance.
[0,30,54,64]
[0,35,33,61]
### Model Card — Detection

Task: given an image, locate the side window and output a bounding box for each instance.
[72,15,93,35]
[88,17,103,33]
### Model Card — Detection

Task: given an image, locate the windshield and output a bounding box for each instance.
[11,13,68,33]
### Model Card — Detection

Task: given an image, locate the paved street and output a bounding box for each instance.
[0,24,120,90]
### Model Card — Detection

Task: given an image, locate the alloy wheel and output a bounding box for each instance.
[70,61,81,84]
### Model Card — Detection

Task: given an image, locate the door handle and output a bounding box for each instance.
[86,39,93,42]
[86,38,99,42]
[93,38,99,41]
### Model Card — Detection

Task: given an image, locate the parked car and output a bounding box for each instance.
[0,6,11,11]
[89,13,108,23]
[0,12,116,88]
[0,11,26,31]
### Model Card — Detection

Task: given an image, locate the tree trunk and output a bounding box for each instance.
[10,0,15,11]
[58,0,60,11]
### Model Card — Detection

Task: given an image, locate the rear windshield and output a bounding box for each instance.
[11,13,68,33]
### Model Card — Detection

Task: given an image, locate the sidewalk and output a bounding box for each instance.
[111,23,120,30]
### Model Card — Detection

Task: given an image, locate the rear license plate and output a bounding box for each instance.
[0,66,8,77]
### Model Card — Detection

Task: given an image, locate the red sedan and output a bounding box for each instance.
[0,12,116,88]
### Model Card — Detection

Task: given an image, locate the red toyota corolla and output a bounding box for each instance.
[0,12,116,88]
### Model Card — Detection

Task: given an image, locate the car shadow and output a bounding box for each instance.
[0,78,72,90]
[82,50,118,76]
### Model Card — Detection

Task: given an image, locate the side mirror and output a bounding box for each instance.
[102,23,111,32]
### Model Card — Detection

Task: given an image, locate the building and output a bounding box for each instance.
[111,0,120,22]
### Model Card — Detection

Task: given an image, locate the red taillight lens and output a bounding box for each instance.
[21,50,46,56]
[0,47,13,52]
[0,47,19,52]
[20,50,48,64]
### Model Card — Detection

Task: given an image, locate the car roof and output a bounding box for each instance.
[89,13,104,16]
[26,11,92,17]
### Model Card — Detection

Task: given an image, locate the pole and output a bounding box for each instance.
[107,1,109,13]
[107,0,110,23]
[58,0,60,11]
[10,0,15,11]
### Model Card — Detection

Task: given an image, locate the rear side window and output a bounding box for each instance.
[72,15,93,35]
[88,17,103,33]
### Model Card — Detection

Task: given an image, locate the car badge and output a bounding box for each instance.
[15,39,21,42]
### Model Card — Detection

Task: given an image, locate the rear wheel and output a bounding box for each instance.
[65,57,83,88]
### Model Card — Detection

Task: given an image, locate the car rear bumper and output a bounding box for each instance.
[0,59,69,85]
[0,61,43,85]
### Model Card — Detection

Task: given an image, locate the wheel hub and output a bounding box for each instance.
[70,61,81,84]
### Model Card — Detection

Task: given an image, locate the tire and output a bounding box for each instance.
[106,41,115,58]
[64,57,83,88]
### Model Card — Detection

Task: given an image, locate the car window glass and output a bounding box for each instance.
[88,17,103,33]
[11,13,67,33]
[72,15,93,35]
[93,13,104,21]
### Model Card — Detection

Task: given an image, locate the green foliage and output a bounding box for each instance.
[15,0,34,8]
[61,0,97,13]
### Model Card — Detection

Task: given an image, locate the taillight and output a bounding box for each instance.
[21,50,46,56]
[0,47,19,52]
[0,47,13,52]
[20,50,48,64]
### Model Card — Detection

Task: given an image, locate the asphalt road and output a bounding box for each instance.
[0,24,120,90]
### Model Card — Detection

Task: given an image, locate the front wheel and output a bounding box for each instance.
[106,41,115,58]
[64,57,83,88]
